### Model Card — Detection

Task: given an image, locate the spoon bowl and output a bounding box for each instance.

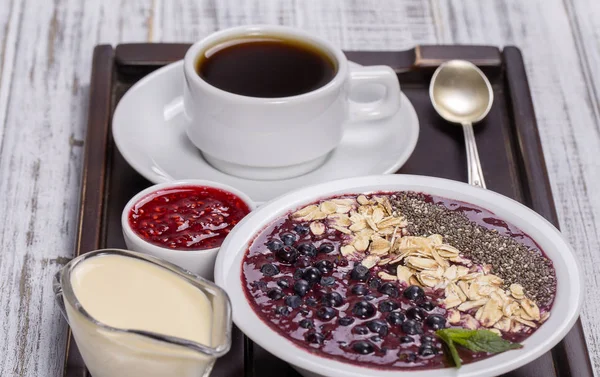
[430,60,494,188]
[430,60,493,124]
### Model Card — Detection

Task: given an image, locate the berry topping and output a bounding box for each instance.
[293,279,311,297]
[366,319,389,337]
[260,263,280,278]
[406,307,427,322]
[285,295,303,309]
[321,292,344,307]
[351,300,376,319]
[378,282,399,298]
[316,306,337,321]
[280,232,297,246]
[425,315,447,330]
[267,288,284,300]
[276,245,298,264]
[266,239,283,252]
[403,285,425,301]
[299,319,314,329]
[350,265,370,281]
[318,242,335,254]
[378,300,399,313]
[386,312,406,326]
[352,341,375,355]
[314,259,334,274]
[351,284,369,296]
[401,320,423,335]
[305,331,325,345]
[297,243,317,257]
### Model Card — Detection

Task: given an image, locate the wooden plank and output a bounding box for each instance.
[0,1,152,376]
[432,1,600,375]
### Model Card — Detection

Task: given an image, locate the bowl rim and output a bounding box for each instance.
[121,179,255,255]
[214,174,583,377]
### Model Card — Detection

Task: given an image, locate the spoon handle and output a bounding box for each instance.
[462,122,487,189]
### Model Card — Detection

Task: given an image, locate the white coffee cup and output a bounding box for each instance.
[183,25,401,181]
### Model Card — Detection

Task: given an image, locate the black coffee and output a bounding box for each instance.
[195,37,337,98]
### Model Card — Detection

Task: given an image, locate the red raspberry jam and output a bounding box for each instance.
[129,186,251,250]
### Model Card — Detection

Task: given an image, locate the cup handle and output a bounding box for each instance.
[348,65,401,123]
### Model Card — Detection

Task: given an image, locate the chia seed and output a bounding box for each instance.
[391,192,556,308]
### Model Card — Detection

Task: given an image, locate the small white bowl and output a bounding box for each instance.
[215,174,583,377]
[122,179,254,280]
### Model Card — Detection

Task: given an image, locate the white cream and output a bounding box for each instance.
[65,254,217,377]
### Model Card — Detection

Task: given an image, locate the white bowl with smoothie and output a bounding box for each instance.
[53,249,232,377]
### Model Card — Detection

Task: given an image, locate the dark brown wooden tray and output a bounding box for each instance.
[66,43,593,377]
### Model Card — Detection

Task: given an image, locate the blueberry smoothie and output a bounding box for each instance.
[241,193,555,369]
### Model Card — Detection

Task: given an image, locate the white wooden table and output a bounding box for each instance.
[1,1,599,376]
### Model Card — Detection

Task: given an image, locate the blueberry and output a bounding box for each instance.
[378,300,399,313]
[370,336,382,342]
[280,232,297,246]
[406,307,427,322]
[364,294,376,301]
[350,265,370,281]
[267,288,284,300]
[352,325,369,335]
[366,319,389,337]
[277,279,290,289]
[402,319,423,335]
[297,243,317,257]
[319,276,335,286]
[421,334,436,344]
[425,315,447,330]
[352,341,374,355]
[293,268,304,280]
[419,301,435,311]
[260,263,280,277]
[305,331,325,345]
[253,281,267,291]
[403,285,425,301]
[299,308,310,316]
[266,239,283,252]
[299,319,314,329]
[338,317,355,326]
[293,279,311,297]
[322,292,344,307]
[275,306,290,316]
[386,312,406,326]
[318,242,335,254]
[418,345,437,357]
[316,306,337,321]
[314,259,334,274]
[378,282,399,298]
[294,224,310,235]
[398,351,417,363]
[306,297,318,307]
[351,300,376,319]
[368,278,382,290]
[276,245,298,264]
[400,335,414,344]
[294,255,312,268]
[302,267,322,283]
[285,295,303,309]
[351,284,369,296]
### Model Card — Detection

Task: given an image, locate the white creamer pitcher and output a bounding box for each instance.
[53,249,232,377]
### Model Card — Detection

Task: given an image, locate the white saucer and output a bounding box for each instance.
[112,61,420,203]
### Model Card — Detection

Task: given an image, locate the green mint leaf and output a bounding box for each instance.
[436,329,522,357]
[436,330,462,368]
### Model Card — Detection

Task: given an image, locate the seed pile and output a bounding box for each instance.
[391,192,556,308]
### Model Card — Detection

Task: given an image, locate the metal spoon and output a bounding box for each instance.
[429,60,493,189]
